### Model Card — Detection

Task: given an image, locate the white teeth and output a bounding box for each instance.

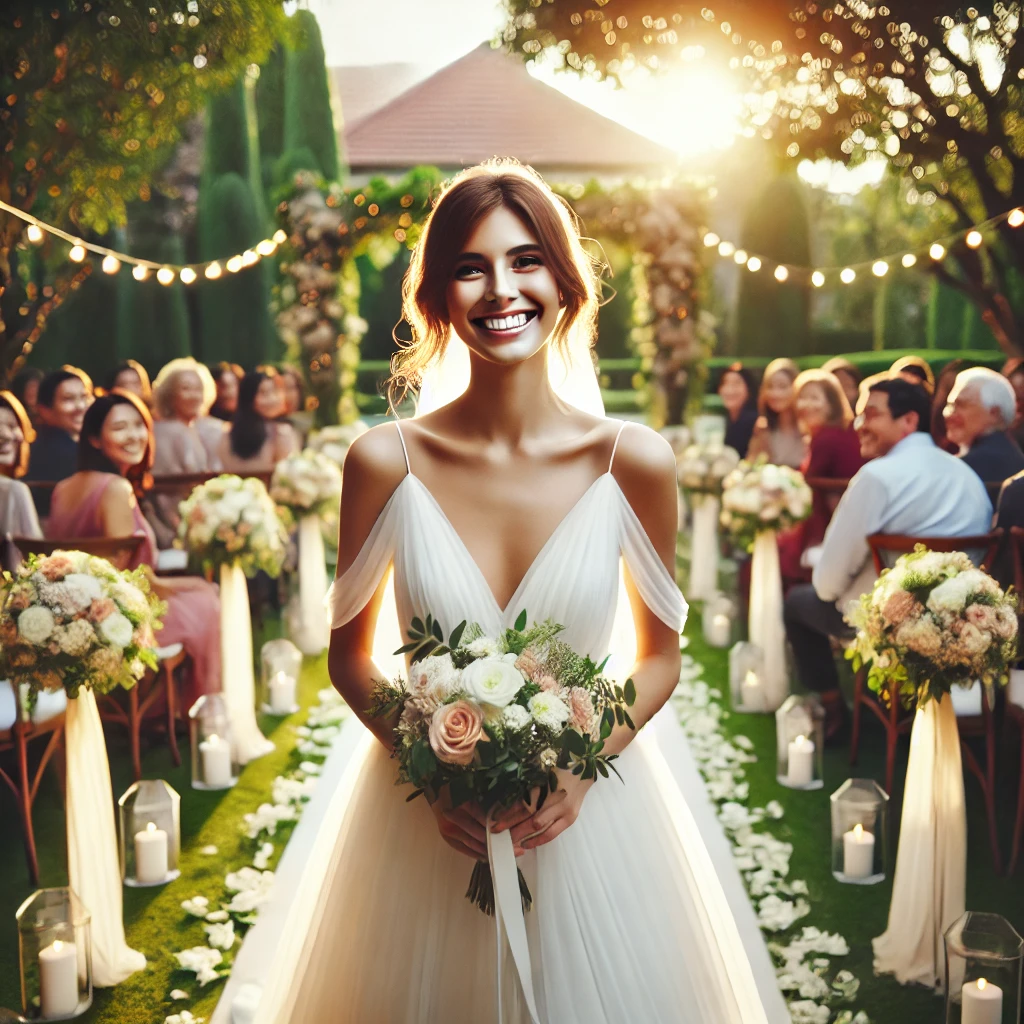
[483,312,530,331]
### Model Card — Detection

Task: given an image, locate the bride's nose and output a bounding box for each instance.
[485,263,519,304]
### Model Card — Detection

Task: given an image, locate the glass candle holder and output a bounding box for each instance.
[260,638,301,715]
[189,693,238,791]
[118,780,181,887]
[703,593,736,649]
[944,912,1023,1024]
[16,887,92,1020]
[775,694,825,790]
[830,778,888,884]
[729,642,767,713]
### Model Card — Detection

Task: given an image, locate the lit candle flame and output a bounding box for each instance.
[978,978,988,991]
[146,821,157,833]
[853,824,863,838]
[744,671,758,686]
[53,940,62,951]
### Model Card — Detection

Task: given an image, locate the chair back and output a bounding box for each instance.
[985,480,1004,508]
[149,470,273,495]
[804,477,851,496]
[10,534,146,564]
[866,530,1004,575]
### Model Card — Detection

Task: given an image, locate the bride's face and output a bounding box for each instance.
[446,206,562,366]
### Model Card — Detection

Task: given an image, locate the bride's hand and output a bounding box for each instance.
[428,788,489,861]
[496,771,595,853]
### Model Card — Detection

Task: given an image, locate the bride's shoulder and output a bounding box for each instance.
[341,423,409,509]
[611,421,676,482]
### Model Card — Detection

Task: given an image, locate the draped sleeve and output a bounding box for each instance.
[614,484,688,634]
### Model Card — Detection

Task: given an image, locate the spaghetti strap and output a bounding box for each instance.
[394,421,411,475]
[608,420,629,473]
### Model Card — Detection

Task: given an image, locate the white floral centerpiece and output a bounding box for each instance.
[305,421,369,471]
[677,443,741,497]
[720,457,812,553]
[270,449,342,518]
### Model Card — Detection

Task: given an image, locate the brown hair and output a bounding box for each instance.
[0,390,35,478]
[387,160,602,411]
[78,390,155,497]
[757,358,800,429]
[890,355,935,394]
[792,369,853,430]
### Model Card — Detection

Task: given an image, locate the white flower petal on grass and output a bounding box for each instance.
[169,989,189,1001]
[174,946,222,979]
[787,1000,831,1024]
[253,841,274,870]
[204,910,229,923]
[200,845,219,856]
[165,1012,205,1024]
[203,919,236,950]
[181,896,209,917]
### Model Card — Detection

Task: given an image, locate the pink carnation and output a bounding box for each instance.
[882,590,922,627]
[88,598,117,624]
[38,555,74,581]
[567,687,597,734]
[537,674,560,693]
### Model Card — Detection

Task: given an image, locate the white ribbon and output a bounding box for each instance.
[65,690,146,985]
[290,515,330,656]
[220,563,274,764]
[748,530,789,712]
[487,819,541,1024]
[687,495,720,601]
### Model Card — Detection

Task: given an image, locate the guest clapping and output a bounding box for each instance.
[219,369,299,475]
[783,378,991,738]
[748,358,805,468]
[943,366,1024,484]
[717,362,758,459]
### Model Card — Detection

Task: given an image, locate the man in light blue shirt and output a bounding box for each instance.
[783,377,992,738]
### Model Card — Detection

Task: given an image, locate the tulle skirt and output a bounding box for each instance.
[272,711,777,1024]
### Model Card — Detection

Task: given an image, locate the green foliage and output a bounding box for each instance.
[202,80,250,182]
[256,44,286,174]
[282,10,339,181]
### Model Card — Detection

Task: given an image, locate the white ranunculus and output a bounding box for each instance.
[409,653,460,701]
[98,611,134,649]
[63,572,104,604]
[462,657,524,708]
[502,704,532,731]
[466,636,501,658]
[18,605,55,645]
[528,691,570,731]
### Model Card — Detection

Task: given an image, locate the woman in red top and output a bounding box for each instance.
[778,369,865,588]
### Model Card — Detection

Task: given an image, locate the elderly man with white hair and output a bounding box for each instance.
[944,365,1024,485]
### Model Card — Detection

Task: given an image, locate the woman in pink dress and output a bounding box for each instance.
[48,390,221,705]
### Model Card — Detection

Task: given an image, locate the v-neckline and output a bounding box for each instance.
[402,472,614,619]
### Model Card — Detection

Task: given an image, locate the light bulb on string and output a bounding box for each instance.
[872,260,889,277]
[68,243,86,263]
[929,243,946,260]
[240,249,259,267]
[718,240,735,257]
[703,231,720,247]
[101,254,120,275]
[747,256,762,272]
[811,270,825,287]
[256,238,277,257]
[902,253,917,267]
[772,264,787,281]
[226,255,243,273]
[1009,208,1024,228]
[733,249,748,265]
[156,266,175,286]
[205,262,222,280]
[25,224,44,244]
[272,229,287,244]
[179,267,197,284]
[965,229,983,248]
[132,265,150,281]
[840,267,856,284]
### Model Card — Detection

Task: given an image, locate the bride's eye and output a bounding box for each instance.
[454,263,484,280]
[513,254,543,271]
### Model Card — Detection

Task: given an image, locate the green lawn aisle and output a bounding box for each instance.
[681,601,1024,1023]
[0,621,334,1024]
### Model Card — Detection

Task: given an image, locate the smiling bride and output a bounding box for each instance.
[221,160,790,1024]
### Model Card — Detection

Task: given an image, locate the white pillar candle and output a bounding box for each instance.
[842,823,875,879]
[39,939,78,1019]
[199,733,233,788]
[134,821,169,884]
[268,671,297,715]
[961,977,1003,1024]
[740,671,764,712]
[787,734,815,787]
[707,614,731,647]
[1009,668,1024,709]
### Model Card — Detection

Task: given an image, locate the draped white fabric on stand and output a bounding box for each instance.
[748,530,788,710]
[688,494,720,601]
[65,690,146,986]
[219,563,274,763]
[289,515,330,656]
[873,697,966,989]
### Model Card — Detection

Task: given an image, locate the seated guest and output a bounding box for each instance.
[10,367,45,425]
[47,392,221,705]
[0,391,42,542]
[219,369,299,475]
[820,357,862,414]
[717,362,758,458]
[931,358,967,454]
[783,378,992,738]
[24,368,92,518]
[943,366,1024,484]
[778,370,864,587]
[748,357,806,468]
[276,364,313,440]
[208,361,243,422]
[1002,357,1024,450]
[104,360,153,406]
[890,354,935,394]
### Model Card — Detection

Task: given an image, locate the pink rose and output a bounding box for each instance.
[965,604,998,634]
[88,597,116,624]
[882,590,922,627]
[39,555,74,581]
[567,687,597,734]
[428,700,486,766]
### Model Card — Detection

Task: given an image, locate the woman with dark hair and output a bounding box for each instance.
[0,390,41,539]
[932,358,967,453]
[717,362,758,457]
[820,357,862,413]
[218,369,298,474]
[208,362,244,422]
[10,367,45,425]
[104,359,153,406]
[47,391,221,703]
[747,357,805,468]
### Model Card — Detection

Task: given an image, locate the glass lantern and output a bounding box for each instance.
[830,778,888,885]
[729,642,768,713]
[118,780,181,887]
[260,638,301,716]
[944,912,1023,1024]
[16,887,92,1020]
[703,593,736,649]
[775,694,825,790]
[189,693,238,791]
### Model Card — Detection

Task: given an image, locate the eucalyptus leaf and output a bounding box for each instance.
[515,609,528,631]
[449,620,467,648]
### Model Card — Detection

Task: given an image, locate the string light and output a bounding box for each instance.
[718,240,735,257]
[872,260,889,277]
[205,262,222,280]
[25,224,43,244]
[101,254,120,275]
[965,229,983,248]
[179,267,197,284]
[68,243,86,263]
[772,263,786,281]
[811,270,825,287]
[240,249,259,267]
[747,256,762,271]
[272,229,287,245]
[156,267,175,286]
[1010,208,1024,228]
[902,253,917,268]
[840,268,856,284]
[703,231,720,247]
[255,238,277,257]
[929,243,946,260]
[132,265,149,281]
[733,249,748,265]
[226,255,243,273]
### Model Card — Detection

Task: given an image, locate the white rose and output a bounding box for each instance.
[18,605,55,645]
[503,704,532,731]
[466,636,501,658]
[528,691,571,731]
[63,573,104,604]
[98,611,134,650]
[462,657,525,708]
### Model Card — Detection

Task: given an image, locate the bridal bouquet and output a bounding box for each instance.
[178,475,289,578]
[370,609,637,914]
[720,458,812,551]
[0,550,165,701]
[306,421,368,470]
[846,547,1018,706]
[676,443,741,496]
[270,449,343,517]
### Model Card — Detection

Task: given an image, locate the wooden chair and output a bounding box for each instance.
[853,530,1005,869]
[11,534,146,564]
[148,469,272,495]
[0,699,65,885]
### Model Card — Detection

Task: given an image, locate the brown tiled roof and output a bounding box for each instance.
[341,43,677,172]
[332,63,428,131]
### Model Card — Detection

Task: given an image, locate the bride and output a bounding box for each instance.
[236,161,788,1023]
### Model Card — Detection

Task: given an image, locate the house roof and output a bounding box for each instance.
[339,43,677,173]
[332,62,428,131]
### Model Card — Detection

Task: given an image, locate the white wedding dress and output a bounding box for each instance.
[219,414,789,1024]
